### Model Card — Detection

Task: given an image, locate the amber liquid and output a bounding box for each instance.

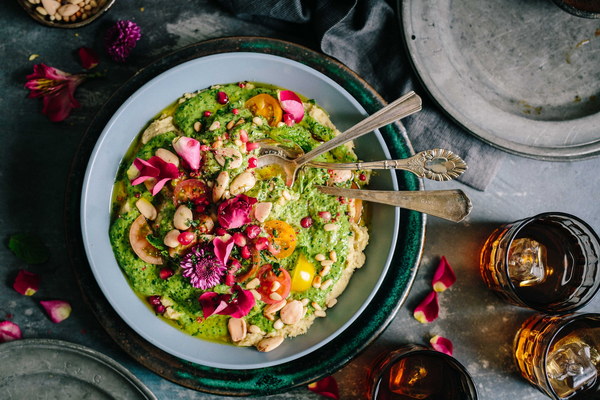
[509,220,587,309]
[372,354,472,400]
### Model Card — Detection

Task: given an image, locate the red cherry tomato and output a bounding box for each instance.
[172,179,207,206]
[256,264,291,304]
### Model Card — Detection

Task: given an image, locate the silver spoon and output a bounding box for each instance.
[317,186,472,222]
[256,91,422,186]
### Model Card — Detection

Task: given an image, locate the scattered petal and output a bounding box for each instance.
[0,321,22,343]
[77,47,99,70]
[7,233,49,264]
[277,90,304,122]
[413,291,439,323]
[199,285,255,318]
[213,237,234,267]
[430,335,453,356]
[308,376,339,400]
[40,300,72,323]
[172,136,201,170]
[217,194,257,229]
[13,270,40,296]
[105,20,142,62]
[432,256,456,292]
[130,156,179,195]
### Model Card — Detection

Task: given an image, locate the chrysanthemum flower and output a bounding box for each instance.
[180,243,226,290]
[105,20,142,62]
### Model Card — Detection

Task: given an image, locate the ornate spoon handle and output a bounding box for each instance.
[317,186,472,222]
[308,149,467,181]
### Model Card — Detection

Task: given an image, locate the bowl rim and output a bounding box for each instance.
[65,36,425,396]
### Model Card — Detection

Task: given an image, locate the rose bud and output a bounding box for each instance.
[40,300,72,323]
[13,270,40,296]
[413,291,439,323]
[432,256,456,292]
[430,335,454,356]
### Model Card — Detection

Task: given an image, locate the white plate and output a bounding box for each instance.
[80,52,399,369]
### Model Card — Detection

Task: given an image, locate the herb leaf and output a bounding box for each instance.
[7,233,50,264]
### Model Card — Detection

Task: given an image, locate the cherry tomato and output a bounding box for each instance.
[291,254,315,292]
[172,179,208,206]
[129,215,163,265]
[263,220,297,259]
[244,94,283,127]
[256,264,291,304]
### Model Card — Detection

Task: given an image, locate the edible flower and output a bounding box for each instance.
[13,270,40,296]
[24,63,87,122]
[199,285,255,318]
[180,243,227,290]
[77,47,99,70]
[40,300,72,323]
[432,256,456,292]
[213,236,234,267]
[0,321,22,343]
[413,290,439,323]
[277,90,304,123]
[130,156,179,196]
[217,194,257,230]
[307,376,339,400]
[430,335,453,356]
[105,20,142,62]
[172,136,201,170]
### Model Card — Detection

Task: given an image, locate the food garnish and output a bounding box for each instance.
[13,270,40,296]
[0,321,22,343]
[413,291,439,323]
[40,300,72,323]
[430,334,453,356]
[432,256,456,292]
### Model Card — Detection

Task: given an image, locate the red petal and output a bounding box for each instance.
[430,335,454,356]
[213,237,234,267]
[77,47,99,70]
[13,270,40,296]
[40,300,72,323]
[413,291,439,323]
[0,321,22,343]
[432,256,456,292]
[307,376,339,400]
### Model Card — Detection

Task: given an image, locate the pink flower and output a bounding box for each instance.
[217,194,257,230]
[308,376,339,399]
[0,321,22,343]
[213,237,234,267]
[413,291,439,323]
[172,136,201,170]
[13,270,40,296]
[430,335,454,356]
[199,285,255,318]
[130,156,179,195]
[432,256,457,292]
[105,20,142,62]
[40,300,72,323]
[25,64,87,122]
[77,47,99,70]
[180,243,226,290]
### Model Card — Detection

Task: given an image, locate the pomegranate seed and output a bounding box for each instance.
[338,197,347,204]
[318,211,332,221]
[215,227,228,236]
[203,111,212,117]
[178,232,195,245]
[159,268,174,280]
[254,237,269,251]
[225,273,235,286]
[200,144,210,152]
[300,216,313,228]
[240,245,251,259]
[134,193,141,198]
[359,173,367,181]
[217,91,229,104]
[147,296,162,306]
[239,129,248,143]
[154,304,166,314]
[230,259,241,271]
[238,82,246,88]
[245,224,261,239]
[248,157,257,168]
[232,108,239,115]
[246,142,259,152]
[233,232,247,247]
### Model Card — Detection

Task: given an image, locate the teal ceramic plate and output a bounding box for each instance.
[66,37,424,395]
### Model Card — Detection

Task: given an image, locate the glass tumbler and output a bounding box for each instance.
[480,212,600,313]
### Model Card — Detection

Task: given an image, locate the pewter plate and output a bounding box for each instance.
[401,0,600,160]
[0,339,156,399]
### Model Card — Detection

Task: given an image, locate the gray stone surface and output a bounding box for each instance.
[1,0,599,399]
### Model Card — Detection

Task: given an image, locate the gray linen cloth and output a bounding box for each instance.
[215,0,505,190]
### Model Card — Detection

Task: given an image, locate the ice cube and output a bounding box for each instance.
[508,238,547,287]
[388,357,442,399]
[547,341,598,398]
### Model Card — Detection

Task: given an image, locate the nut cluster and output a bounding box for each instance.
[27,0,107,24]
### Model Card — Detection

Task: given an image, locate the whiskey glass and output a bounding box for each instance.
[514,313,600,399]
[366,344,477,399]
[480,212,600,313]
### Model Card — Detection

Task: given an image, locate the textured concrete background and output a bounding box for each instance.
[1,0,599,399]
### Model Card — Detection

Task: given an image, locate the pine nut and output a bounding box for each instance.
[312,275,322,288]
[252,117,263,126]
[209,121,221,131]
[311,302,322,311]
[226,120,235,130]
[301,298,309,306]
[271,281,281,292]
[319,265,331,277]
[321,279,333,290]
[326,298,338,308]
[324,223,338,231]
[315,254,326,262]
[245,278,260,290]
[248,324,262,334]
[329,250,337,262]
[269,292,283,301]
[320,260,334,267]
[315,310,327,318]
[193,121,201,132]
[273,319,284,330]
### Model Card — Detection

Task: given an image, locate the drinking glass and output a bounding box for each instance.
[514,313,600,399]
[480,212,600,313]
[366,344,478,400]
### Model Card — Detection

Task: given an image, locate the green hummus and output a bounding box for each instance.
[109,82,369,351]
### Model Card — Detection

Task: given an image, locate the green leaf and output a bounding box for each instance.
[8,233,50,264]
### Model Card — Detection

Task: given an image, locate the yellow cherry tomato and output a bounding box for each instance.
[244,94,283,126]
[263,220,297,259]
[291,254,316,292]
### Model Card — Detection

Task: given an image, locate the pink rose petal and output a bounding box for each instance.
[173,136,201,170]
[40,300,72,323]
[432,256,457,292]
[0,321,22,343]
[277,90,304,122]
[307,376,339,400]
[199,292,230,318]
[430,335,454,356]
[198,285,255,319]
[13,270,40,296]
[213,237,234,267]
[131,158,159,185]
[217,194,257,230]
[130,156,179,195]
[77,47,99,70]
[413,291,439,323]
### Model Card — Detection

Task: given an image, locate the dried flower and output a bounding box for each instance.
[105,20,142,62]
[432,256,456,292]
[217,194,257,230]
[413,290,439,323]
[25,64,88,122]
[198,285,255,318]
[307,376,339,399]
[130,156,179,196]
[180,243,226,290]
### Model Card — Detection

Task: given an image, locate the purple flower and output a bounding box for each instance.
[180,243,226,290]
[105,20,142,62]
